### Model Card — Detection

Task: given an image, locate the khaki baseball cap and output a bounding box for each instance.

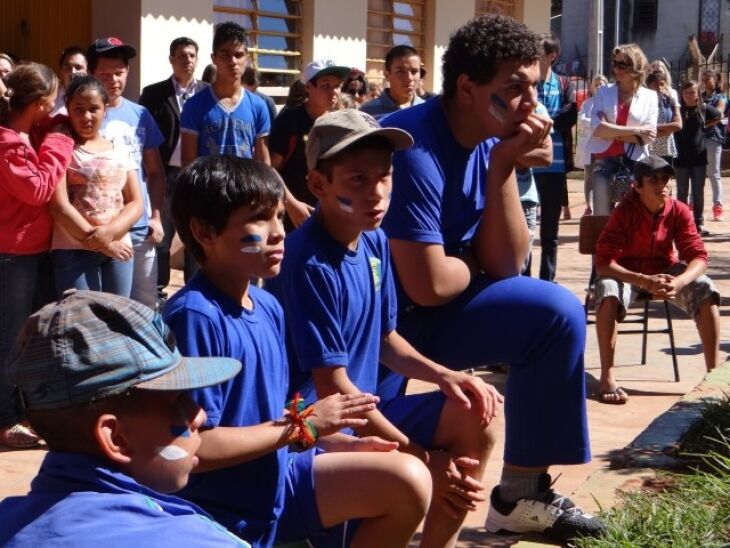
[306,109,413,171]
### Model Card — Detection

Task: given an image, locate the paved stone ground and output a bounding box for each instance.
[1,177,728,547]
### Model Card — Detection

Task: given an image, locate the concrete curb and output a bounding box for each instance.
[570,360,730,515]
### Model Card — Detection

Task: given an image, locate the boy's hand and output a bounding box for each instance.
[285,198,314,228]
[491,113,552,169]
[102,240,134,261]
[84,225,114,249]
[147,217,164,244]
[307,393,379,437]
[437,370,503,424]
[427,450,486,518]
[317,433,399,453]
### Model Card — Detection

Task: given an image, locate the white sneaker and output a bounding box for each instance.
[485,474,606,542]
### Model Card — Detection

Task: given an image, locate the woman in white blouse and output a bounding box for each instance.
[587,43,658,214]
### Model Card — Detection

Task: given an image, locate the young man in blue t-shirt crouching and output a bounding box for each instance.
[269,109,503,548]
[163,155,432,548]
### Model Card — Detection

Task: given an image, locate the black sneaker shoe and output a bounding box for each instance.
[485,474,607,542]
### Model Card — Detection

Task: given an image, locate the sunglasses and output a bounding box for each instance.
[612,60,632,70]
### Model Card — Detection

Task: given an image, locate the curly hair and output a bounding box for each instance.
[442,14,539,99]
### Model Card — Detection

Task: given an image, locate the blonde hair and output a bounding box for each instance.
[613,43,648,90]
[649,60,673,89]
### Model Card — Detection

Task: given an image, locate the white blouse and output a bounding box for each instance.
[586,83,658,160]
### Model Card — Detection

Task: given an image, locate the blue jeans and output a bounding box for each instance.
[130,226,158,309]
[675,165,706,227]
[379,276,590,467]
[705,139,724,205]
[52,249,134,297]
[521,202,538,276]
[0,252,55,427]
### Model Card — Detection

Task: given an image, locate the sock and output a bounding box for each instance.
[498,469,546,503]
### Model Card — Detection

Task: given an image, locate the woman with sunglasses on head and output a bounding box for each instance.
[586,44,658,215]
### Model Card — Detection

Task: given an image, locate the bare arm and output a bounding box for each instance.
[181,132,198,168]
[142,148,165,243]
[98,170,144,238]
[254,135,270,165]
[48,177,95,242]
[388,241,478,306]
[515,133,553,168]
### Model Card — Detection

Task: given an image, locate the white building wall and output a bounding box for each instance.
[140,0,214,93]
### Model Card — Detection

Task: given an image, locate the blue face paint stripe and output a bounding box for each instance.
[170,425,191,438]
[240,234,263,243]
[335,196,353,206]
[491,93,508,110]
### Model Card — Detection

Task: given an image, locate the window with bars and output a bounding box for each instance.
[213,0,302,87]
[366,0,426,84]
[633,0,658,31]
[475,0,515,17]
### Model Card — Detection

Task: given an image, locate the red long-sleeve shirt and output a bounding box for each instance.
[595,190,707,275]
[0,125,74,254]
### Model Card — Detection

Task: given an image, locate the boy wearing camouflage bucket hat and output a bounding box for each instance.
[0,290,246,547]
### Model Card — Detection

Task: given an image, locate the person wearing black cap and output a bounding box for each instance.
[0,290,246,546]
[88,37,167,310]
[594,155,721,403]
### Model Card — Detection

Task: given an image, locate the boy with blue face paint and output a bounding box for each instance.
[164,155,432,548]
[269,109,504,547]
[0,290,247,547]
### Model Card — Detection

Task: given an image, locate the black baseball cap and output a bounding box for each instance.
[633,155,675,181]
[87,37,137,61]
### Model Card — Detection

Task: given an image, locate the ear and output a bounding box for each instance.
[305,81,315,95]
[455,73,475,106]
[307,169,328,200]
[169,55,175,65]
[95,413,132,465]
[189,218,218,250]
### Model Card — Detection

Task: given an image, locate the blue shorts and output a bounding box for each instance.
[277,449,356,548]
[380,391,447,448]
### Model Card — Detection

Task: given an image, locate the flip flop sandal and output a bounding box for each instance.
[598,387,628,405]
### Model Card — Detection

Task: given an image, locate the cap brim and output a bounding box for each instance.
[136,356,241,391]
[311,66,351,82]
[319,127,414,162]
[90,44,137,60]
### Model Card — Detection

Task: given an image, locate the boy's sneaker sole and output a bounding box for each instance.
[485,479,606,542]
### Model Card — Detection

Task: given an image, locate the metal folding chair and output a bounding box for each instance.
[578,215,680,382]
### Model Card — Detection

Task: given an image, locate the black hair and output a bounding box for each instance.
[442,14,539,99]
[0,62,58,126]
[172,156,285,263]
[169,36,199,57]
[385,44,420,71]
[285,79,307,108]
[26,389,153,454]
[59,46,86,68]
[213,21,248,53]
[538,32,561,63]
[64,74,109,107]
[315,135,395,180]
[702,68,722,93]
[88,51,129,74]
[241,66,260,88]
[201,63,217,84]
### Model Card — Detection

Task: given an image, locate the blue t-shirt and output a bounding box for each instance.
[268,218,397,403]
[0,452,248,548]
[101,98,164,229]
[163,273,289,548]
[381,97,497,260]
[534,71,565,174]
[516,102,548,204]
[181,87,271,159]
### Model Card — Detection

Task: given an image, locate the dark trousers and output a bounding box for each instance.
[535,172,567,282]
[674,165,706,228]
[157,166,197,291]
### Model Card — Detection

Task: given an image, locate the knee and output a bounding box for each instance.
[389,453,432,517]
[442,399,500,459]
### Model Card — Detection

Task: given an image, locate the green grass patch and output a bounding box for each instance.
[575,396,730,547]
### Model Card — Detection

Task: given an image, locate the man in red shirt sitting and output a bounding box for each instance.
[594,156,721,404]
